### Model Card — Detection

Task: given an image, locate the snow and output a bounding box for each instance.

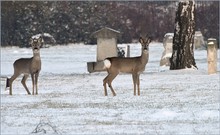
[208,42,214,45]
[164,33,174,38]
[32,34,42,39]
[31,33,56,45]
[1,43,219,134]
[162,52,172,59]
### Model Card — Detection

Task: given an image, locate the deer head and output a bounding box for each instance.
[139,37,151,51]
[30,36,43,53]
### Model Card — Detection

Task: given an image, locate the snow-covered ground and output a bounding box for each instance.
[1,43,219,134]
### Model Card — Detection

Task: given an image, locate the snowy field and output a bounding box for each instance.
[1,42,219,134]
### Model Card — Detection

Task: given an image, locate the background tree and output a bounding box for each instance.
[170,0,197,70]
[1,1,219,47]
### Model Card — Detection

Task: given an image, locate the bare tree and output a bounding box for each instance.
[170,0,197,70]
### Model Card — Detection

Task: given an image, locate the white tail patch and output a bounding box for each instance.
[104,59,111,69]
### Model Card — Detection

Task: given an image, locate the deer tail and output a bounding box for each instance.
[104,59,111,69]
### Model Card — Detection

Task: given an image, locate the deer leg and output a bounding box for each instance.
[35,72,39,95]
[132,73,138,96]
[107,73,118,96]
[31,74,35,95]
[103,74,110,96]
[137,74,140,96]
[21,74,31,95]
[6,78,10,88]
[9,73,20,95]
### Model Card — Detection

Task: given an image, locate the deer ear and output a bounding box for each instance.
[29,38,33,46]
[139,37,144,44]
[38,36,43,42]
[38,36,44,47]
[147,37,152,43]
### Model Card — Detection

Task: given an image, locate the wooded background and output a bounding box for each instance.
[1,1,219,47]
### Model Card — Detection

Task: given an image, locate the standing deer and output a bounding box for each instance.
[103,36,151,96]
[6,35,43,95]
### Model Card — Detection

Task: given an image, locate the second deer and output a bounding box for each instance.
[6,35,43,95]
[103,36,151,96]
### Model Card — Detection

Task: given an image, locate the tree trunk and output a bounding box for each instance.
[170,0,197,70]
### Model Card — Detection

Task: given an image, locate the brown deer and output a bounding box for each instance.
[103,36,151,96]
[6,35,43,95]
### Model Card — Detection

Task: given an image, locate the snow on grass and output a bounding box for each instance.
[1,43,219,134]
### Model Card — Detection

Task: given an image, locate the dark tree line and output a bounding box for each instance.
[1,1,219,47]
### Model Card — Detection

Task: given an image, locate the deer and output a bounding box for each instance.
[6,35,43,95]
[103,36,151,96]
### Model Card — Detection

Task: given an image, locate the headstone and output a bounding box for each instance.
[160,33,173,66]
[87,27,121,73]
[194,31,205,49]
[207,38,218,74]
[93,27,120,61]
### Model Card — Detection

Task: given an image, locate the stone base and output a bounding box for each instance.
[87,61,106,73]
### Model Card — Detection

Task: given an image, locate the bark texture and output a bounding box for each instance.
[170,0,197,70]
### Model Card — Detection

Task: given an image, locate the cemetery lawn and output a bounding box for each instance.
[1,43,219,134]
